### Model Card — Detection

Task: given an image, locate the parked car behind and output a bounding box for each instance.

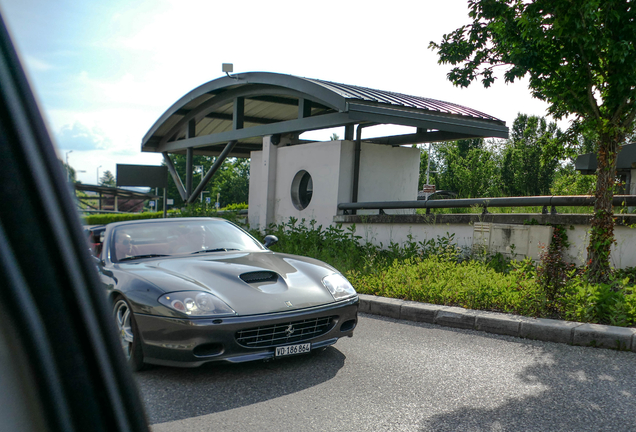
[84,224,106,256]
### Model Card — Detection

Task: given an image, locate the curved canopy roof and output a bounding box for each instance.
[142,72,508,158]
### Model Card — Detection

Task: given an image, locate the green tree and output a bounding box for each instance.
[163,155,249,207]
[551,164,596,196]
[500,114,561,196]
[430,0,636,281]
[433,139,501,198]
[99,170,116,187]
[210,158,250,207]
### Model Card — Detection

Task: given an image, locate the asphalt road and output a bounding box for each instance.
[136,313,636,432]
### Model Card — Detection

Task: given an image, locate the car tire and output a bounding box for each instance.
[113,296,146,372]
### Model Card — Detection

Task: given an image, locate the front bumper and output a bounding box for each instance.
[135,296,359,367]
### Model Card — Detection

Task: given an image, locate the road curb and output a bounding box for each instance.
[358,294,636,352]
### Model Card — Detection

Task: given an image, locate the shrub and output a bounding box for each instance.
[83,211,174,225]
[261,218,375,273]
[558,275,636,326]
[537,225,574,301]
[224,202,248,210]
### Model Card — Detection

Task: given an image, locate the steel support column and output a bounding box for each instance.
[353,128,361,204]
[185,147,193,199]
[298,98,312,118]
[344,125,354,140]
[351,124,376,213]
[162,152,187,201]
[233,97,244,130]
[187,140,238,204]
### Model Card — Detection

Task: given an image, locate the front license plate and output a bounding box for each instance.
[275,343,311,357]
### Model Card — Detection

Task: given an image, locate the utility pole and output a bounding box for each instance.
[65,150,73,181]
[194,165,204,203]
[426,143,431,185]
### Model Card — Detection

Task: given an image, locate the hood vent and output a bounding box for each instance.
[240,271,279,284]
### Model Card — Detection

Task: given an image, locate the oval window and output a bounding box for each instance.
[291,170,313,210]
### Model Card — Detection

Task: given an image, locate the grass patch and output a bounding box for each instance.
[349,257,548,317]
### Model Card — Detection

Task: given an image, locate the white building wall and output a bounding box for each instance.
[247,152,263,229]
[273,140,345,228]
[248,139,421,230]
[357,143,420,215]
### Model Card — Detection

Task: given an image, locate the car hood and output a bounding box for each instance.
[116,251,340,315]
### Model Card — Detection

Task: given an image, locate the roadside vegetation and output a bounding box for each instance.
[262,218,636,328]
[83,209,636,327]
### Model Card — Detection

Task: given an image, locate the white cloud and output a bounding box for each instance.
[56,122,111,151]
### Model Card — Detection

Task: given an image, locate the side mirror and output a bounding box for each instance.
[263,235,278,248]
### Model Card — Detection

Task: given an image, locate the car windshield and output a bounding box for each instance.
[112,220,264,261]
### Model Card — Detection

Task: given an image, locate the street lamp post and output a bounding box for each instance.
[65,150,73,181]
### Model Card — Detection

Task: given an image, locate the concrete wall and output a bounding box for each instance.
[248,138,420,230]
[563,224,636,269]
[333,214,636,269]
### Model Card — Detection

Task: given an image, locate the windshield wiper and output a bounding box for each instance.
[191,248,239,254]
[118,254,170,262]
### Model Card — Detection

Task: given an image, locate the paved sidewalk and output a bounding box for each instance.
[358,294,636,352]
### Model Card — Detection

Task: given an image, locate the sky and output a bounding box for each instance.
[0,0,557,185]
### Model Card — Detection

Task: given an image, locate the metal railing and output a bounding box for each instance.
[338,195,636,215]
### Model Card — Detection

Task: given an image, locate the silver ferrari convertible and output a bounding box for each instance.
[95,218,359,370]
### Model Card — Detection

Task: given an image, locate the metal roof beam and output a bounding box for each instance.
[365,131,477,145]
[347,103,509,139]
[174,109,279,125]
[156,112,354,153]
[249,95,299,106]
[248,95,330,111]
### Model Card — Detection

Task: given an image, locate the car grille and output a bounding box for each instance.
[235,316,335,348]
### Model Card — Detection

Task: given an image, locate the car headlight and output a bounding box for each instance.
[322,273,357,301]
[158,291,236,317]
